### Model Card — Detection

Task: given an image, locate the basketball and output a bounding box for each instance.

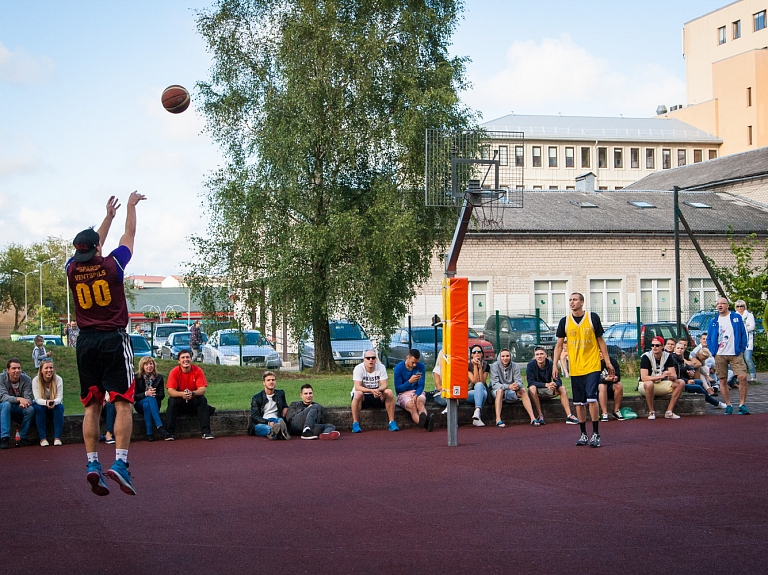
[161,85,190,114]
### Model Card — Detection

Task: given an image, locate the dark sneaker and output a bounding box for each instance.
[738,404,751,415]
[613,410,625,421]
[146,434,155,442]
[87,461,110,496]
[0,437,9,450]
[600,413,609,422]
[301,428,318,440]
[426,413,435,432]
[319,430,340,440]
[576,433,589,446]
[566,414,579,425]
[20,438,34,447]
[157,426,171,439]
[202,433,215,440]
[418,412,427,427]
[164,433,175,441]
[105,460,136,495]
[589,432,601,448]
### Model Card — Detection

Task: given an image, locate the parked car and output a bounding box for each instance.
[158,331,208,360]
[150,323,189,348]
[482,315,556,362]
[380,326,494,369]
[602,321,693,361]
[686,310,718,342]
[16,335,64,346]
[130,334,153,358]
[202,329,281,368]
[298,320,373,370]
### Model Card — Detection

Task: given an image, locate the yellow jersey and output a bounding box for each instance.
[565,312,601,376]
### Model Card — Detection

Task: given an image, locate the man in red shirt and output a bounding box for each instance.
[165,350,214,440]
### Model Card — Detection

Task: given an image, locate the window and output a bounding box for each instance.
[677,149,686,167]
[614,148,623,169]
[469,281,488,326]
[532,146,542,167]
[571,200,597,207]
[749,125,753,145]
[683,201,712,209]
[755,10,766,32]
[548,146,557,167]
[549,186,559,190]
[614,186,623,190]
[533,185,542,190]
[533,280,567,326]
[515,145,524,167]
[630,148,639,169]
[629,201,656,209]
[598,186,608,190]
[565,147,574,168]
[694,149,702,163]
[641,278,671,322]
[566,186,576,190]
[688,279,717,315]
[590,279,622,324]
[718,26,726,44]
[662,149,671,169]
[646,148,655,169]
[747,87,752,106]
[498,145,508,166]
[598,147,607,169]
[709,149,718,160]
[581,147,590,169]
[733,19,741,39]
[480,144,490,159]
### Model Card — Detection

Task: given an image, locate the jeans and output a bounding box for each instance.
[33,403,64,440]
[166,395,211,435]
[468,383,487,408]
[0,402,35,439]
[432,393,447,407]
[288,404,335,435]
[254,417,280,437]
[744,349,756,378]
[135,396,164,435]
[684,381,720,407]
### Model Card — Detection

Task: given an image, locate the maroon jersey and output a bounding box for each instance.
[67,246,131,330]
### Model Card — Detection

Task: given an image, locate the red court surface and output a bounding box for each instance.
[1,414,767,575]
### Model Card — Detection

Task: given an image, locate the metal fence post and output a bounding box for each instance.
[636,306,642,359]
[408,315,412,349]
[495,310,500,353]
[535,308,541,345]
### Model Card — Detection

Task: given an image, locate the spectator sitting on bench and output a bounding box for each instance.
[165,350,215,440]
[671,340,726,410]
[394,349,434,432]
[286,383,339,440]
[489,348,537,427]
[249,371,290,439]
[638,336,684,420]
[598,351,624,421]
[526,346,579,425]
[468,344,490,427]
[351,350,398,433]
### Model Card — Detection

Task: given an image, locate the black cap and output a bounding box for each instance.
[72,229,100,263]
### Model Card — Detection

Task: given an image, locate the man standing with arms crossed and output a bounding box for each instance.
[67,193,145,496]
[553,293,613,448]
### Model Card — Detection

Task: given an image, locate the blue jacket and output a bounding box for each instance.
[707,312,748,357]
[393,361,426,396]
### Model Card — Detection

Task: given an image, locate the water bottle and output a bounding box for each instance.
[15,429,21,446]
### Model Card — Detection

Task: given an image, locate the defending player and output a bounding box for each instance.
[67,193,146,496]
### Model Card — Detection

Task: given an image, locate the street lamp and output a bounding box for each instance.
[12,269,39,327]
[29,257,56,331]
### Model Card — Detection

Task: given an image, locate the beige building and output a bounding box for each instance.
[665,0,768,156]
[481,115,721,191]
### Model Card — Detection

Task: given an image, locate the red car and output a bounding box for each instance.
[468,327,496,361]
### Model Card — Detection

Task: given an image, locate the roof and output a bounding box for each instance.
[130,275,166,283]
[480,114,721,144]
[625,146,768,191]
[469,190,768,235]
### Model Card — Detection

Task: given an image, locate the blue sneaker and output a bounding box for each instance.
[388,420,400,432]
[106,460,136,496]
[724,405,733,415]
[738,404,750,415]
[86,461,110,496]
[351,422,362,433]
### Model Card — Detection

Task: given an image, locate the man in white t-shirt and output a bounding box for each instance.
[350,349,398,433]
[706,297,749,415]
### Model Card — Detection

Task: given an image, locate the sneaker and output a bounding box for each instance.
[738,404,751,415]
[20,438,34,447]
[279,421,291,440]
[146,435,155,442]
[157,426,171,439]
[418,412,427,427]
[472,407,482,422]
[53,439,62,446]
[724,405,733,415]
[712,386,719,396]
[40,439,49,447]
[589,432,601,448]
[105,460,136,496]
[164,433,175,441]
[351,422,362,433]
[665,411,680,419]
[440,407,448,415]
[301,428,318,440]
[267,422,282,439]
[566,414,579,425]
[716,402,727,409]
[648,411,656,420]
[426,413,435,432]
[472,417,485,427]
[202,433,215,440]
[87,461,110,496]
[600,413,609,422]
[319,430,341,440]
[537,416,546,425]
[576,433,589,446]
[613,410,625,421]
[388,420,400,432]
[0,438,8,450]
[105,435,116,445]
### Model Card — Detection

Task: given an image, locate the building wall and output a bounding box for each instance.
[663,99,720,138]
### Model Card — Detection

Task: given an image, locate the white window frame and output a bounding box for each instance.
[468,279,490,328]
[588,278,623,325]
[688,278,717,315]
[533,280,568,327]
[640,278,672,322]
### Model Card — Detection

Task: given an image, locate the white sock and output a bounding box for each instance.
[115,449,128,463]
[87,452,99,463]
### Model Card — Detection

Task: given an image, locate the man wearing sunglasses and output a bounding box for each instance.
[638,336,684,420]
[351,350,398,433]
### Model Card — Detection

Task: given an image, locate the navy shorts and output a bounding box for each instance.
[571,371,600,404]
[76,329,135,406]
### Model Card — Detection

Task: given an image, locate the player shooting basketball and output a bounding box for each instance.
[66,192,146,496]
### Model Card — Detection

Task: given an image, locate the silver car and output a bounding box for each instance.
[202,329,281,368]
[299,320,373,370]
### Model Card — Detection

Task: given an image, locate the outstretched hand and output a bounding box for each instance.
[127,191,146,206]
[106,196,120,218]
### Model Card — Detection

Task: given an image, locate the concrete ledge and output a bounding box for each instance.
[29,395,706,444]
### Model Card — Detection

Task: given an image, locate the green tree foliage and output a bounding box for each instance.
[191,0,475,370]
[708,232,768,314]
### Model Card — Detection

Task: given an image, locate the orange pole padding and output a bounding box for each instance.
[441,277,468,399]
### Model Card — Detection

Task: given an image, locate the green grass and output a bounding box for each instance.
[1,339,639,415]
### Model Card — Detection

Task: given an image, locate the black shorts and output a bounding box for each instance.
[76,329,135,406]
[571,371,600,404]
[361,393,386,409]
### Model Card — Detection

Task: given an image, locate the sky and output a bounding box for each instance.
[0,0,728,276]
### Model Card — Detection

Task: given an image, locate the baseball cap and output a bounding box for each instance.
[72,229,100,263]
[651,336,665,346]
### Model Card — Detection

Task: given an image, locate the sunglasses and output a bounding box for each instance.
[736,305,745,308]
[471,350,483,354]
[364,356,376,360]
[651,343,663,347]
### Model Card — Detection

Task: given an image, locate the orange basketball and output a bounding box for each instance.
[161,85,190,114]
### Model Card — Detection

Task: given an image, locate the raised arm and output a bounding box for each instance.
[118,191,147,254]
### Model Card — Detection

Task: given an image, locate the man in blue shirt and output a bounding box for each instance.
[394,348,433,431]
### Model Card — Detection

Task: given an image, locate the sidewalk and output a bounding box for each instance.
[704,372,767,414]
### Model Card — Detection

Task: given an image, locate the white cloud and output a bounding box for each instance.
[464,34,686,120]
[0,41,56,85]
